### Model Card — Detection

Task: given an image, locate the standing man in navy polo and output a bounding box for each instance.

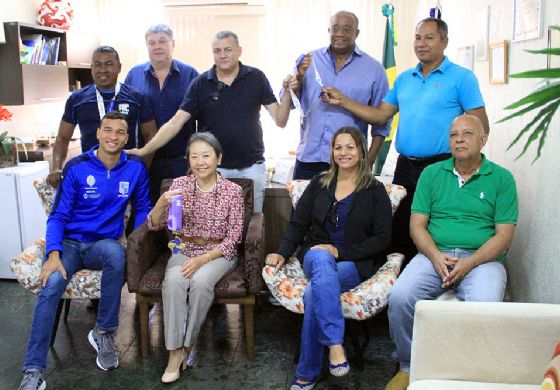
[130,31,297,212]
[125,24,199,204]
[292,10,390,180]
[47,46,157,187]
[322,18,489,264]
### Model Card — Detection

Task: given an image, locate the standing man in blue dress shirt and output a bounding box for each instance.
[322,18,489,265]
[129,31,297,213]
[291,10,390,180]
[125,24,199,204]
[47,46,157,187]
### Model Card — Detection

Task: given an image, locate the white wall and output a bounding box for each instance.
[2,0,559,303]
[395,0,560,303]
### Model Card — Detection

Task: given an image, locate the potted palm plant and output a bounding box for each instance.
[498,25,560,162]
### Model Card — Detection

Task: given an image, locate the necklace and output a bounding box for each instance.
[195,179,217,193]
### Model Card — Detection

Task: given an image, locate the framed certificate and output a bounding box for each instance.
[512,0,543,42]
[489,41,508,84]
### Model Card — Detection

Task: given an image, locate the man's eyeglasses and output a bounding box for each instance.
[328,201,339,227]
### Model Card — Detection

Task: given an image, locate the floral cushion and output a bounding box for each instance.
[263,179,407,320]
[542,341,560,390]
[9,179,129,300]
[263,253,404,320]
[10,239,102,299]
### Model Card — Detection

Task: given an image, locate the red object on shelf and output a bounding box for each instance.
[37,0,74,30]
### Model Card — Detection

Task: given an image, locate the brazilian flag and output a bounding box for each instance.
[374,4,399,175]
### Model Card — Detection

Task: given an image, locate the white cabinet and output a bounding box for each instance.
[0,162,49,279]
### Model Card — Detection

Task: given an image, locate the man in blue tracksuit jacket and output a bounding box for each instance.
[19,111,152,390]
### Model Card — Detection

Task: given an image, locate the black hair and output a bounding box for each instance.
[92,45,121,62]
[417,17,448,39]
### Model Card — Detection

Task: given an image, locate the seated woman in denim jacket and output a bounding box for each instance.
[266,127,392,389]
[147,132,244,384]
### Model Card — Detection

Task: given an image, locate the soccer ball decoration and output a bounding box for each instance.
[37,0,74,30]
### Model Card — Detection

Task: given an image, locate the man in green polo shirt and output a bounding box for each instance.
[385,114,518,390]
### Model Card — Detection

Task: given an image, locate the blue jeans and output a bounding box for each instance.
[22,238,125,372]
[218,162,266,213]
[295,249,362,381]
[388,249,507,372]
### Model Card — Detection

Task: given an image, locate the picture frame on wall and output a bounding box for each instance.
[457,45,475,71]
[489,41,508,84]
[548,26,560,69]
[476,5,490,61]
[512,0,543,42]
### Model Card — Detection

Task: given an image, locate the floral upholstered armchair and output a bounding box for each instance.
[10,179,130,343]
[262,180,406,320]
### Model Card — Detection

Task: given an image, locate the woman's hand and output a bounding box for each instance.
[155,189,182,210]
[310,244,339,258]
[149,189,182,226]
[265,253,286,273]
[182,255,207,278]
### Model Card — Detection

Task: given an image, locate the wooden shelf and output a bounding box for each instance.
[0,22,98,105]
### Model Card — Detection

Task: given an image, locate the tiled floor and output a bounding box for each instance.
[0,280,396,389]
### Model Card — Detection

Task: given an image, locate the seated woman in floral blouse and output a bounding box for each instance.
[147,132,244,384]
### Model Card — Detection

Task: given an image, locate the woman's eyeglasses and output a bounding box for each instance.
[328,201,339,227]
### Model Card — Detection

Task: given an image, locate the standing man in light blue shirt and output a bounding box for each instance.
[321,17,489,268]
[291,10,390,180]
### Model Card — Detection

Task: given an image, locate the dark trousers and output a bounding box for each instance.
[292,159,331,181]
[390,154,451,266]
[149,156,189,204]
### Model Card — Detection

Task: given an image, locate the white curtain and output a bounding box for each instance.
[86,0,400,157]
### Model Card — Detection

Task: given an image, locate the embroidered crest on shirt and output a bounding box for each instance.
[118,181,130,197]
[118,103,130,115]
[480,192,485,199]
[84,175,100,199]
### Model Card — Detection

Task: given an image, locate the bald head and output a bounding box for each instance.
[449,114,488,161]
[330,11,359,27]
[451,114,485,135]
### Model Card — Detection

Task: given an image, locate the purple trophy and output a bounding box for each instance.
[167,194,183,231]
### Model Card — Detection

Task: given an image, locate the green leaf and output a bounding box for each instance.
[510,102,559,160]
[504,85,560,109]
[497,99,552,123]
[1,142,10,155]
[0,131,7,142]
[507,102,557,151]
[526,48,560,55]
[510,68,560,78]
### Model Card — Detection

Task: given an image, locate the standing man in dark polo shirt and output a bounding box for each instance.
[130,30,297,212]
[47,46,157,187]
[125,24,199,204]
[321,18,489,264]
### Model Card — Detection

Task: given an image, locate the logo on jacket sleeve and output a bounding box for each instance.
[118,181,130,198]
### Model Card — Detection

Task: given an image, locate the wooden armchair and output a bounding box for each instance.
[126,178,264,359]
